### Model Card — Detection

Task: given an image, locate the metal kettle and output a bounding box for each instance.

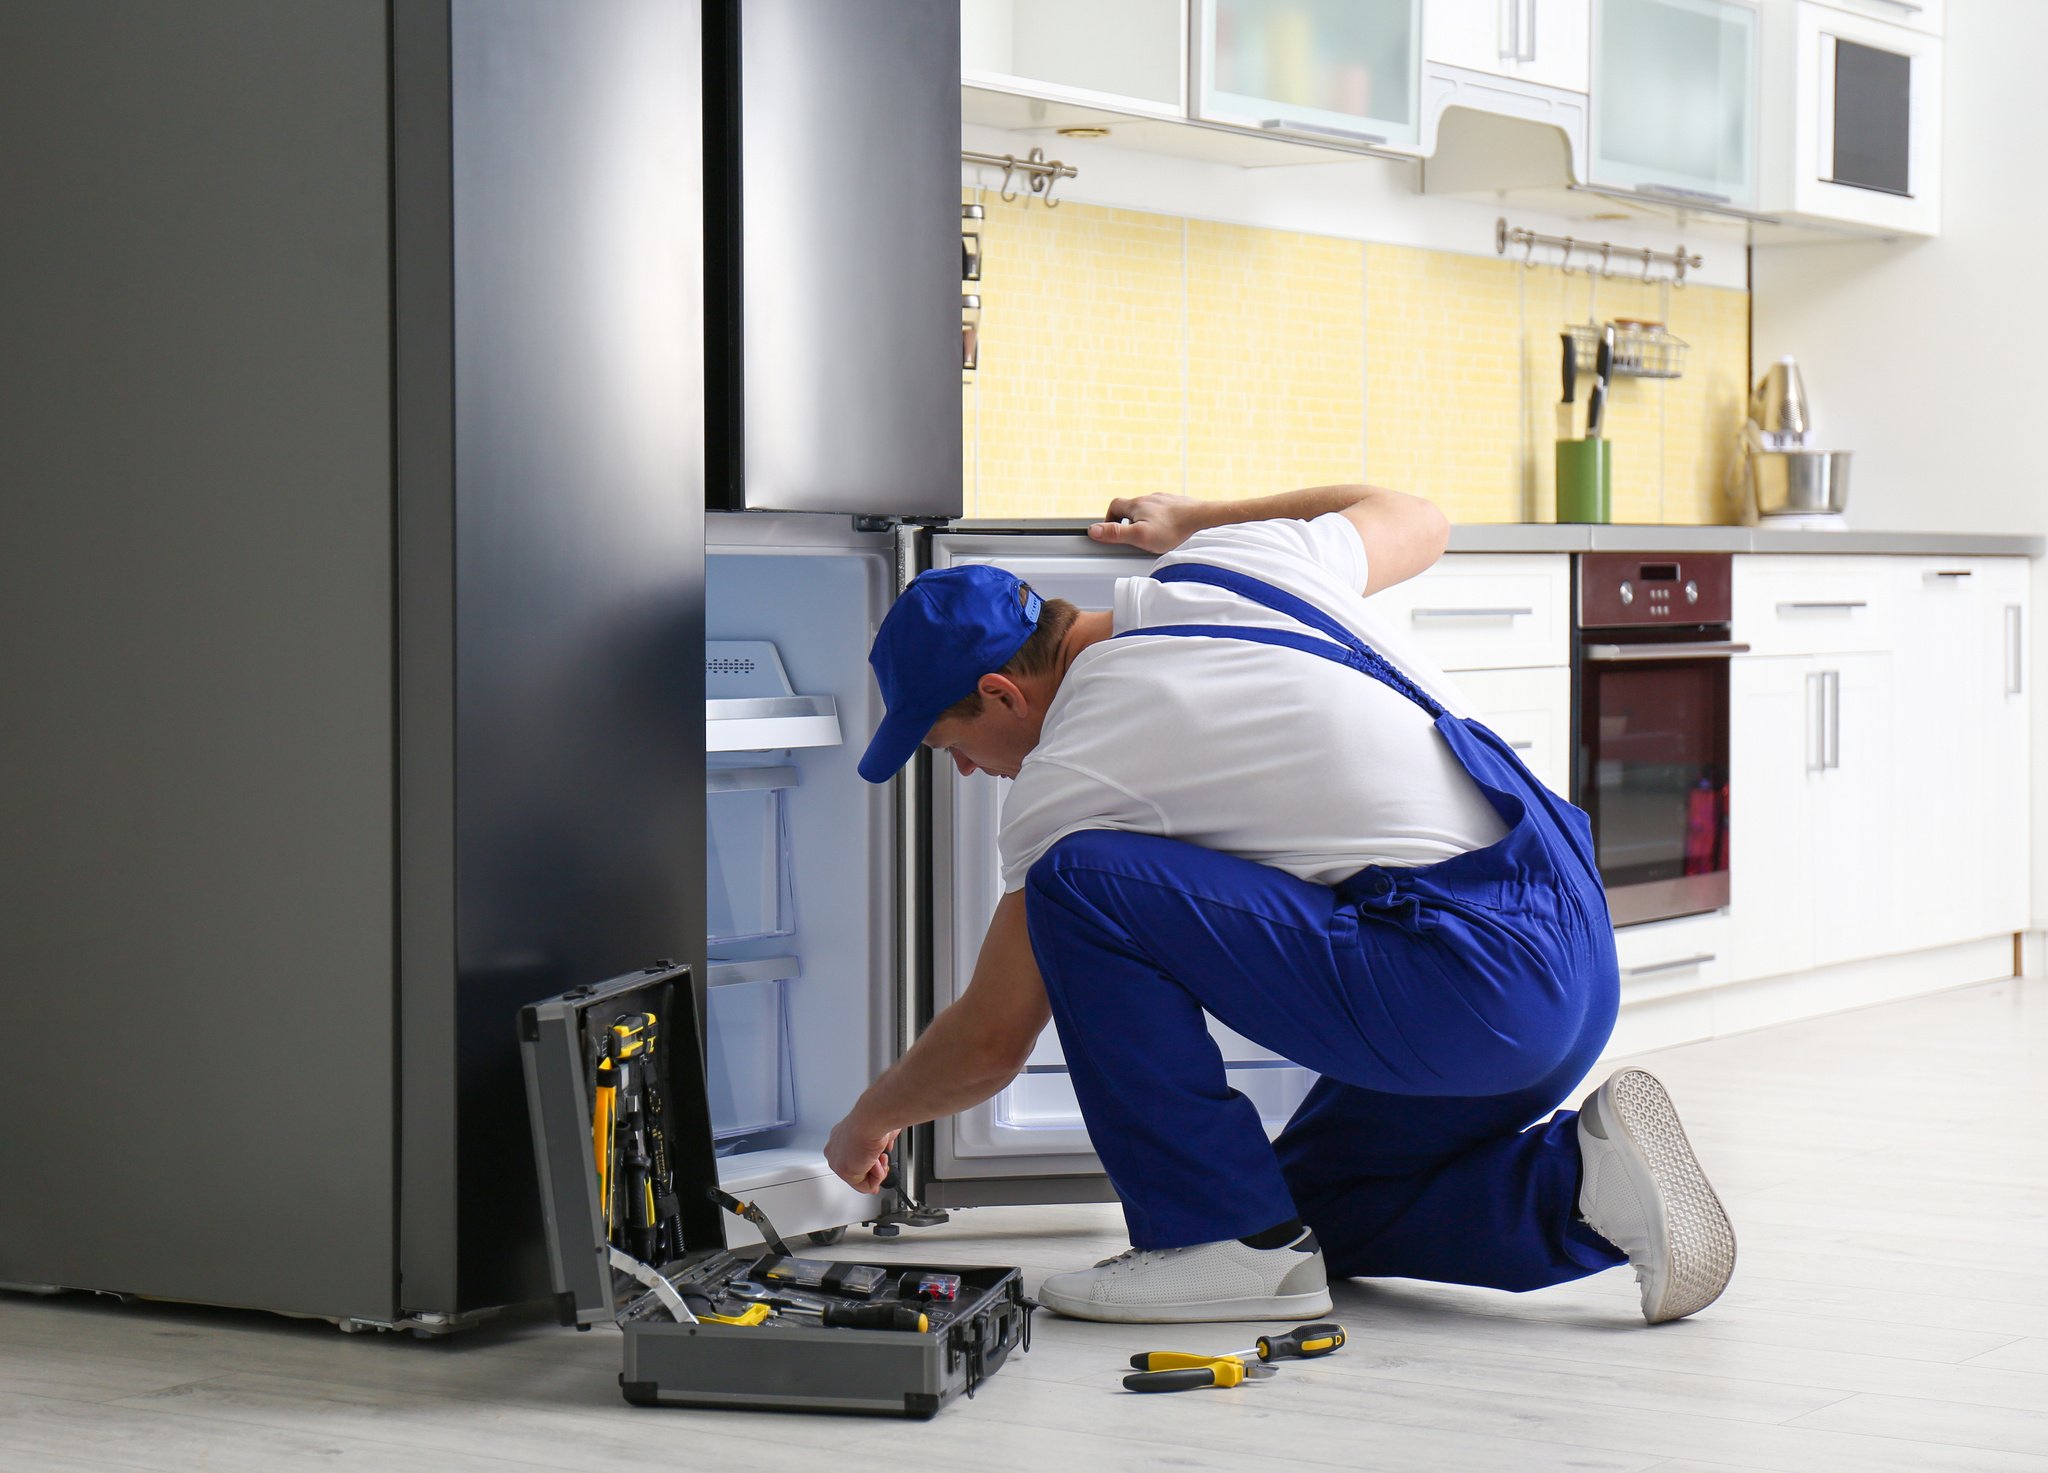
[1748,356,1810,445]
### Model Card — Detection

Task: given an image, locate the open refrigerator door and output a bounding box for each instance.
[916,530,1320,1208]
[702,514,903,1243]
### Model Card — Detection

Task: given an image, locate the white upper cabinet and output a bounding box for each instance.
[1757,0,1940,236]
[1806,0,1940,36]
[1426,0,1590,93]
[1590,0,1758,208]
[1194,0,1425,150]
[961,0,1186,115]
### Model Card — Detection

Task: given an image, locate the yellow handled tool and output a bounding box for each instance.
[1131,1321,1346,1372]
[697,1302,773,1327]
[1122,1358,1269,1393]
[1231,1322,1346,1364]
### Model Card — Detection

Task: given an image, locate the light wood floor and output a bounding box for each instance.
[5,974,2046,1473]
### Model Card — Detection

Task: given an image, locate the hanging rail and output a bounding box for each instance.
[962,147,1077,207]
[1495,218,1703,287]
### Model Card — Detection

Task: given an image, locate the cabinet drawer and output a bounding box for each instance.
[1452,666,1571,798]
[1365,554,1569,670]
[1733,555,1895,656]
[1612,911,1731,1001]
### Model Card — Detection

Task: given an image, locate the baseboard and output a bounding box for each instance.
[1603,933,2020,1061]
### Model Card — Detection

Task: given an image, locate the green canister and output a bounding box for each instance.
[1555,437,1613,524]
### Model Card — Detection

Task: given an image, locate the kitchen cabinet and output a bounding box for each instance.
[1453,666,1572,798]
[1757,0,1941,237]
[1889,559,2031,952]
[961,0,1185,115]
[1729,649,1894,982]
[1194,0,1425,149]
[1360,553,1571,670]
[1427,0,1590,93]
[1590,0,1758,209]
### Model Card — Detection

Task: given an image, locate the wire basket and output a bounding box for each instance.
[1566,320,1689,380]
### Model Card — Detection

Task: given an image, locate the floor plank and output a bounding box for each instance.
[1,972,2043,1473]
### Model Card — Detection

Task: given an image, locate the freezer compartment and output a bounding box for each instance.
[925,533,1321,1188]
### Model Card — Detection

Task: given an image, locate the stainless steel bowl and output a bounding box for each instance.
[1750,448,1851,516]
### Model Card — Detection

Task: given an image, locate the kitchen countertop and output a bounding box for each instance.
[953,520,2044,557]
[1445,524,2047,556]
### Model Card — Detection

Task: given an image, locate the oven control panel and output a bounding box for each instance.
[1578,554,1732,629]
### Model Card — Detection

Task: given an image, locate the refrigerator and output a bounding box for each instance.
[1,0,710,1330]
[693,0,1319,1235]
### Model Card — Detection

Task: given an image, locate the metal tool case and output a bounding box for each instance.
[519,963,1032,1417]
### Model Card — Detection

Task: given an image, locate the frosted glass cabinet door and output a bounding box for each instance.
[1195,0,1423,148]
[1591,0,1757,206]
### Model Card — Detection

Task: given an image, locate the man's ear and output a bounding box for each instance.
[978,673,1027,713]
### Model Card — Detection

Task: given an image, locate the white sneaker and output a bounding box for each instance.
[1035,1230,1332,1324]
[1576,1067,1737,1324]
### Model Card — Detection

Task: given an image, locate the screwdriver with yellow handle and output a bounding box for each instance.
[1123,1322,1346,1393]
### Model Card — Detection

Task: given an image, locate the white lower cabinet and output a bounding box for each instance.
[1889,558,2032,950]
[1451,665,1571,799]
[1729,649,1894,983]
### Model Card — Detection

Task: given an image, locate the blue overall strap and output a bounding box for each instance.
[1134,562,1445,719]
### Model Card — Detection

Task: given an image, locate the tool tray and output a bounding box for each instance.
[519,963,1031,1417]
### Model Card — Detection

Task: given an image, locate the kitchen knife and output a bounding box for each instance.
[1587,325,1615,439]
[1559,332,1578,440]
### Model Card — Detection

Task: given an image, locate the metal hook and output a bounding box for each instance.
[1522,232,1539,270]
[1559,236,1577,275]
[1640,247,1655,284]
[1673,244,1690,289]
[1598,243,1613,279]
[998,157,1020,204]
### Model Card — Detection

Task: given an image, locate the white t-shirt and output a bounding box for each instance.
[995,514,1510,893]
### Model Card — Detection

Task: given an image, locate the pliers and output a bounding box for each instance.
[1122,1321,1347,1393]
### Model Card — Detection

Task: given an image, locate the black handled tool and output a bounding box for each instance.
[1587,325,1615,439]
[706,1186,792,1256]
[1232,1321,1347,1364]
[728,1283,928,1333]
[1129,1322,1347,1373]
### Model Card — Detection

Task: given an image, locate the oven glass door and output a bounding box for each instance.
[1577,647,1731,924]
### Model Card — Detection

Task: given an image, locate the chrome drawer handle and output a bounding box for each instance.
[1928,570,1974,580]
[1507,739,1535,751]
[1623,954,1718,977]
[1410,607,1535,619]
[1584,641,1750,662]
[1776,600,1869,611]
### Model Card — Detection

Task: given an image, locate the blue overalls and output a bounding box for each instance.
[1023,564,1628,1292]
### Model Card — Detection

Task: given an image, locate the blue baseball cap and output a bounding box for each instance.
[857,565,1044,783]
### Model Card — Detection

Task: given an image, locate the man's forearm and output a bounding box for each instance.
[1184,483,1390,532]
[848,1000,1021,1137]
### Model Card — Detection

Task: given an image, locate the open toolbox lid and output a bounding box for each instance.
[518,962,729,1328]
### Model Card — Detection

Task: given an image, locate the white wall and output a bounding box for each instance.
[1752,0,2048,929]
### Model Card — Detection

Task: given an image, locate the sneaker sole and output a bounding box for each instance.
[1034,1285,1334,1326]
[1600,1067,1737,1324]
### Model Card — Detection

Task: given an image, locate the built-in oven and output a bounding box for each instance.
[1572,554,1747,928]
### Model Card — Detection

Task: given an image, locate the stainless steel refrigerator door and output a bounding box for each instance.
[705,0,962,517]
[915,530,1319,1205]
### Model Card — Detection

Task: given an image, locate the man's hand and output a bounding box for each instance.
[824,1112,899,1194]
[1088,493,1207,554]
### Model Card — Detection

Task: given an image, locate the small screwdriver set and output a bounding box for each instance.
[520,962,1032,1417]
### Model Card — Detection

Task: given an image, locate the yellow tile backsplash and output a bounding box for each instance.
[963,190,1750,525]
